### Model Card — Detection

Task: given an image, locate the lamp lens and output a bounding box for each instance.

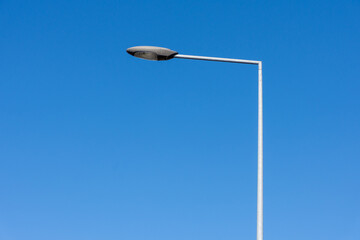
[134,51,158,60]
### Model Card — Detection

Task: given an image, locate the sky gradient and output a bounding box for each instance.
[1,1,360,240]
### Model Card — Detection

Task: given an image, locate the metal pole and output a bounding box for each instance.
[174,53,263,240]
[257,62,263,240]
[174,54,259,65]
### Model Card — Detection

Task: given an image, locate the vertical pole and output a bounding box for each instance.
[257,61,263,240]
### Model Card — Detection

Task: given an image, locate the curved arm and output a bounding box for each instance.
[174,54,260,65]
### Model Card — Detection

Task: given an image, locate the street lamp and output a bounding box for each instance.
[126,46,263,240]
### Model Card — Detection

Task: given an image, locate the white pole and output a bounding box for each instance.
[175,53,263,240]
[257,61,263,240]
[174,54,259,65]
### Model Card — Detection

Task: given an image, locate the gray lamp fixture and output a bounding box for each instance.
[126,46,178,61]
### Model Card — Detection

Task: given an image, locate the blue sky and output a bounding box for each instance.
[1,1,360,240]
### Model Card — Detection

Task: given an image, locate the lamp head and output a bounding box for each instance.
[126,46,178,61]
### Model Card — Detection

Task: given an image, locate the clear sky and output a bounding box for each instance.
[1,1,359,240]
